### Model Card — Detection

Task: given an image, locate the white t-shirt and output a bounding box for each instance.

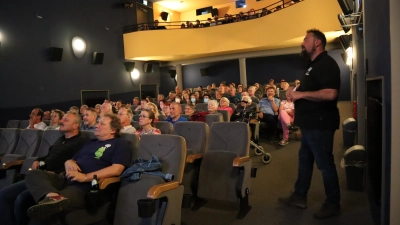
[27,121,47,130]
[121,125,136,134]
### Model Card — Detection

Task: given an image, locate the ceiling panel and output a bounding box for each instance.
[150,0,237,13]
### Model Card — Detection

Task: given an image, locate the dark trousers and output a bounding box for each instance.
[0,180,35,225]
[260,113,279,137]
[25,170,86,211]
[294,129,341,205]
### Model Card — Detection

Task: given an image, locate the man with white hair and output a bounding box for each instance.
[231,96,258,122]
[118,107,136,134]
[247,86,260,104]
[207,100,219,114]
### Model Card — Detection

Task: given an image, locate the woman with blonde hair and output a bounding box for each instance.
[145,102,160,122]
[218,97,233,115]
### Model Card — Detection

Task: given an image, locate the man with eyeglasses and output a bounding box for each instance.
[118,107,136,134]
[81,108,97,131]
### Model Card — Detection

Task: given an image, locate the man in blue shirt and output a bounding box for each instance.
[165,102,188,126]
[258,87,280,142]
[80,107,97,131]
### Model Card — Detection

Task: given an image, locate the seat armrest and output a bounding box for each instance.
[232,156,250,167]
[186,154,203,163]
[147,181,179,199]
[2,160,25,170]
[99,177,121,190]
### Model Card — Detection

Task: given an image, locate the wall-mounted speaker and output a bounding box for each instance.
[211,8,219,17]
[144,63,153,73]
[169,70,176,78]
[200,68,208,76]
[93,52,104,64]
[48,47,63,61]
[124,62,135,72]
[161,12,169,21]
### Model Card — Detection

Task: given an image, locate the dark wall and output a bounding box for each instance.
[0,0,157,126]
[182,50,350,101]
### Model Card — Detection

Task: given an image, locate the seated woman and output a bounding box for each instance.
[278,92,295,146]
[136,109,161,137]
[184,104,195,117]
[230,96,257,122]
[45,109,65,130]
[181,92,190,104]
[218,97,233,115]
[145,102,160,122]
[160,101,170,117]
[208,100,219,114]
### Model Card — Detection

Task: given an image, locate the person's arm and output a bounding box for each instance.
[66,164,125,182]
[268,97,279,114]
[290,89,338,102]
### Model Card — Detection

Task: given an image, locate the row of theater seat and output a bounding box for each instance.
[6,120,51,129]
[0,122,254,224]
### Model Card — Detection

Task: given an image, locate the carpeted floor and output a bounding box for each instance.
[181,101,375,225]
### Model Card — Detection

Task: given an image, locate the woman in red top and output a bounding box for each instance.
[217,97,233,115]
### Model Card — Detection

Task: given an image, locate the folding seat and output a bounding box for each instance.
[195,103,208,112]
[0,128,22,158]
[113,134,186,225]
[180,104,186,113]
[205,113,223,128]
[6,120,21,128]
[193,122,253,219]
[20,120,30,129]
[158,114,166,121]
[154,121,173,134]
[80,130,96,141]
[131,121,140,130]
[0,129,42,188]
[217,109,231,122]
[63,133,139,225]
[19,130,64,176]
[173,122,209,200]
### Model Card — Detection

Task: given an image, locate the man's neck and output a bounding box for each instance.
[123,123,131,128]
[172,115,180,121]
[97,135,115,141]
[88,121,96,127]
[311,49,324,61]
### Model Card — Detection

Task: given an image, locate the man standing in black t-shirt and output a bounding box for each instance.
[279,29,341,219]
[0,112,87,225]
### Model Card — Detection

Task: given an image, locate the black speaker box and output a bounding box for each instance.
[93,52,104,65]
[144,63,153,73]
[169,70,176,78]
[49,47,63,61]
[200,68,208,76]
[161,12,169,21]
[211,8,219,17]
[124,62,135,72]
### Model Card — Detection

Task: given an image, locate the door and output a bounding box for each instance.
[140,84,158,100]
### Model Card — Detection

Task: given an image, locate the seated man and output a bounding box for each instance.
[258,87,281,142]
[231,96,258,122]
[247,86,260,104]
[0,112,86,225]
[27,108,47,130]
[135,99,148,111]
[43,111,51,121]
[118,107,136,134]
[25,114,132,221]
[165,102,188,126]
[81,107,97,131]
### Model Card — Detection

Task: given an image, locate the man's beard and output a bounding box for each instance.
[300,45,315,58]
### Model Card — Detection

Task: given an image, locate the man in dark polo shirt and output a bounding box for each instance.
[279,29,341,219]
[25,114,132,221]
[0,112,87,225]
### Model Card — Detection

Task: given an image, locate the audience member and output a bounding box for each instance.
[181,92,191,104]
[194,91,204,103]
[25,114,132,221]
[181,23,186,29]
[43,111,51,121]
[161,101,171,117]
[295,79,300,87]
[203,94,211,103]
[208,100,219,114]
[146,102,160,122]
[79,105,88,116]
[184,104,195,116]
[269,79,277,90]
[114,101,122,111]
[136,110,161,137]
[132,97,140,106]
[204,18,212,27]
[248,86,260,104]
[227,87,240,104]
[175,86,182,96]
[258,87,280,142]
[69,106,79,114]
[100,103,113,118]
[135,99,148,111]
[278,92,295,145]
[45,109,65,130]
[281,82,290,91]
[151,20,166,30]
[193,20,201,28]
[167,91,176,103]
[218,97,233,115]
[165,102,188,125]
[27,108,47,130]
[81,107,97,131]
[231,96,257,122]
[215,91,222,102]
[118,107,136,134]
[0,112,86,225]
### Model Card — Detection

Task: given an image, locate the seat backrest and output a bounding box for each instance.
[20,120,30,129]
[207,122,250,157]
[35,130,64,157]
[13,129,43,157]
[195,103,208,112]
[120,133,139,162]
[205,113,223,129]
[133,115,140,121]
[0,128,21,155]
[180,104,185,113]
[158,114,166,121]
[136,134,186,183]
[6,120,21,128]
[154,121,173,134]
[217,110,230,122]
[173,122,209,155]
[229,103,236,111]
[80,130,97,142]
[279,90,287,100]
[131,121,140,130]
[131,105,139,112]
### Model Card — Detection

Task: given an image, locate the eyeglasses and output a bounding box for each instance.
[139,115,149,118]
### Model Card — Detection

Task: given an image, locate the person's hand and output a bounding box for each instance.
[31,161,40,169]
[28,116,37,128]
[267,96,274,101]
[65,171,86,182]
[258,111,263,119]
[64,160,81,172]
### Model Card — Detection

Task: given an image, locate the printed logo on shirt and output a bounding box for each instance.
[94,144,111,159]
[305,67,312,76]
